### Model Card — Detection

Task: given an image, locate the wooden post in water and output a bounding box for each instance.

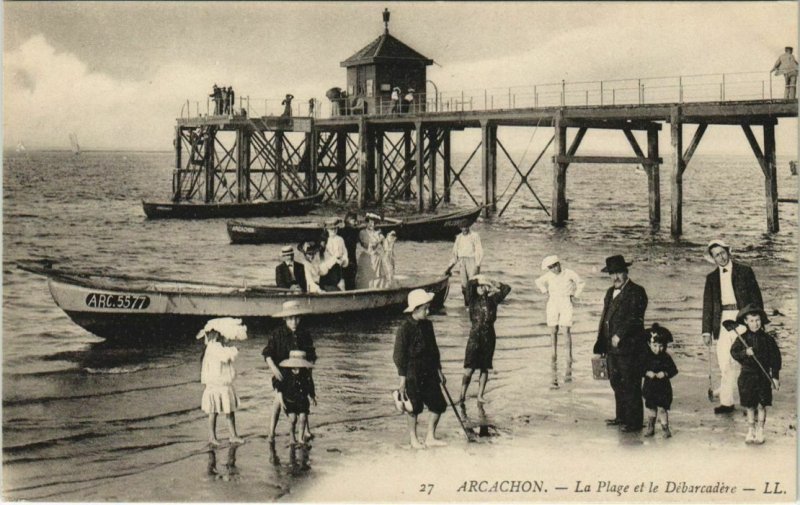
[376,131,385,204]
[669,106,685,237]
[174,127,182,202]
[237,127,251,202]
[646,127,660,229]
[551,112,569,226]
[306,126,318,196]
[763,123,779,232]
[336,131,347,201]
[204,128,216,203]
[428,128,438,210]
[443,129,452,203]
[415,122,425,211]
[358,117,370,208]
[274,131,284,200]
[480,120,497,217]
[404,129,413,201]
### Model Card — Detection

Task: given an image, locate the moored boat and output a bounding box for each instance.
[227,206,483,244]
[142,191,324,220]
[18,261,449,341]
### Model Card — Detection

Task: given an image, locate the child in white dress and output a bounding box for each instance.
[198,317,248,446]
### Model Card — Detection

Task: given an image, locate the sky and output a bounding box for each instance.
[3,1,798,154]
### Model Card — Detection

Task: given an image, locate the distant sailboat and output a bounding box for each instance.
[16,141,26,153]
[69,133,81,155]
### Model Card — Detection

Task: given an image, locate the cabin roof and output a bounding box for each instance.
[340,32,433,67]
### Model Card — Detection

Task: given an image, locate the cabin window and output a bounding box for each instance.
[366,79,374,97]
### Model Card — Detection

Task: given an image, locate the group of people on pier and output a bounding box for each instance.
[197,221,782,449]
[210,84,236,115]
[389,87,417,114]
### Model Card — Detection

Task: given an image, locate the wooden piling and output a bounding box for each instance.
[204,129,216,203]
[358,117,369,208]
[428,128,438,210]
[669,106,684,237]
[336,132,347,201]
[275,131,284,200]
[415,122,425,211]
[174,127,182,202]
[305,127,318,196]
[646,127,660,229]
[551,113,568,226]
[237,127,251,202]
[764,123,779,232]
[404,129,413,201]
[480,120,497,217]
[443,129,451,203]
[376,131,385,204]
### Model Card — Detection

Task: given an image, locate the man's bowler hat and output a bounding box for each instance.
[601,255,632,273]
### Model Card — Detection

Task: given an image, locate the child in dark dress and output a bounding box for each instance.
[728,305,781,445]
[641,324,678,438]
[277,350,316,445]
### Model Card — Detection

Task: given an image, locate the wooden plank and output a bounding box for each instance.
[741,124,768,177]
[554,155,663,164]
[682,123,707,167]
[562,119,662,130]
[622,128,645,159]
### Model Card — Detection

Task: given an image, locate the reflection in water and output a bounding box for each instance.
[206,444,240,482]
[267,441,312,477]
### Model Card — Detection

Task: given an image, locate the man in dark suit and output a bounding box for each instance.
[593,255,648,432]
[275,245,306,292]
[702,239,763,414]
[339,212,360,290]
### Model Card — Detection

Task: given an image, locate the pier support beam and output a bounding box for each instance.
[305,128,318,196]
[646,128,660,229]
[404,129,413,201]
[358,118,372,208]
[481,120,497,217]
[551,113,569,226]
[443,129,452,204]
[237,128,251,202]
[204,129,216,203]
[669,107,685,238]
[173,127,182,202]
[742,123,780,233]
[415,122,425,211]
[428,128,439,210]
[376,131,385,204]
[336,132,347,201]
[274,131,284,200]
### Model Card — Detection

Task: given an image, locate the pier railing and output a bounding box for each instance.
[179,70,790,121]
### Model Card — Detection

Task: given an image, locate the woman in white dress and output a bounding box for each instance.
[356,213,385,289]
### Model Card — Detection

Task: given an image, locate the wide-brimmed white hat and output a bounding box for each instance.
[196,317,248,341]
[705,239,731,264]
[541,255,560,270]
[273,300,312,318]
[324,217,342,228]
[404,289,434,313]
[365,212,382,222]
[471,274,492,286]
[279,350,314,368]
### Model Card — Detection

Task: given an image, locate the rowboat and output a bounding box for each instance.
[142,192,324,220]
[17,261,449,341]
[227,206,483,244]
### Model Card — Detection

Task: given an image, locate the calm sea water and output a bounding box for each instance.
[2,149,797,500]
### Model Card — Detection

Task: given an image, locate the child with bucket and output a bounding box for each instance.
[728,305,782,444]
[277,350,317,446]
[197,317,248,446]
[641,323,678,438]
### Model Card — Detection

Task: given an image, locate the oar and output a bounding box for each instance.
[440,381,476,442]
[723,321,778,390]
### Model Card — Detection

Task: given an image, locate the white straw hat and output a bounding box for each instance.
[541,255,560,270]
[705,239,731,264]
[195,317,248,341]
[280,245,294,257]
[404,289,434,313]
[273,300,312,318]
[279,350,314,368]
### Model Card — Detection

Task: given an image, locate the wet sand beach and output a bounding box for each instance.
[3,151,797,501]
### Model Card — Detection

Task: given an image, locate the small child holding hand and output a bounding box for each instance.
[642,323,678,438]
[728,305,781,445]
[277,350,317,446]
[198,317,248,446]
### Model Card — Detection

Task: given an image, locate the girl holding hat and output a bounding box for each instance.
[729,305,781,444]
[277,350,316,446]
[459,275,511,405]
[198,317,248,446]
[641,324,678,438]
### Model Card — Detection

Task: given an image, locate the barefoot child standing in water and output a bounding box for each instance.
[277,350,317,445]
[642,324,678,438]
[198,317,248,446]
[729,305,781,445]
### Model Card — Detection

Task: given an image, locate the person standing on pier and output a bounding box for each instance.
[263,301,316,443]
[593,255,648,433]
[276,245,307,292]
[403,88,415,113]
[227,86,235,115]
[459,275,511,405]
[535,255,585,388]
[701,239,763,415]
[446,219,483,306]
[221,87,229,115]
[393,289,448,448]
[391,87,401,113]
[282,94,294,117]
[210,84,222,115]
[772,46,798,99]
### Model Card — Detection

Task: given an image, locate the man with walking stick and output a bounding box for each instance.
[701,239,763,414]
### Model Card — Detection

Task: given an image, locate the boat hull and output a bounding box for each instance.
[227,207,482,244]
[46,274,449,341]
[142,192,323,220]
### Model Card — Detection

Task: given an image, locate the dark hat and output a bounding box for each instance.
[646,323,673,345]
[601,255,632,273]
[458,218,471,229]
[786,46,794,51]
[735,304,770,325]
[297,240,320,255]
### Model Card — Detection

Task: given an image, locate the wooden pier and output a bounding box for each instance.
[174,98,796,237]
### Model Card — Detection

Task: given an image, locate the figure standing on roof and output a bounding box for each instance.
[772,46,798,99]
